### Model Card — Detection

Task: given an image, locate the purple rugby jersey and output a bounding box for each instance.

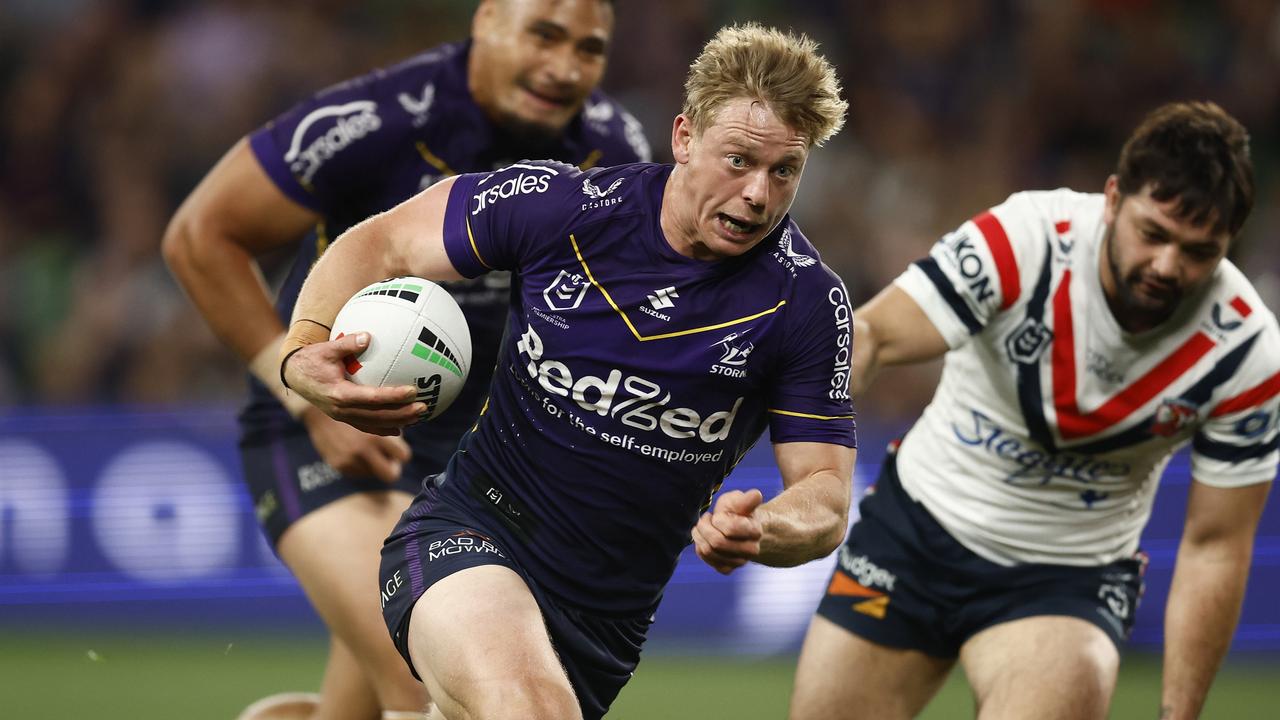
[240,41,649,468]
[427,159,857,613]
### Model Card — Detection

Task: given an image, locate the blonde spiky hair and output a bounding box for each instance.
[682,23,847,147]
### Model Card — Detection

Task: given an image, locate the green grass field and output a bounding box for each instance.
[0,631,1274,718]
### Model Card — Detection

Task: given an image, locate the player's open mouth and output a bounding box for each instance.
[718,213,760,237]
[522,86,574,109]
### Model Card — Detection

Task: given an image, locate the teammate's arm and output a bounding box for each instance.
[163,138,319,373]
[280,177,465,434]
[162,139,411,482]
[692,442,855,573]
[1159,479,1271,719]
[850,285,950,396]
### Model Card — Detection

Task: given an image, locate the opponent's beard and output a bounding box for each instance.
[1104,224,1182,331]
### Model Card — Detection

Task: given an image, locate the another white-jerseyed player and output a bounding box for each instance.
[791,102,1273,720]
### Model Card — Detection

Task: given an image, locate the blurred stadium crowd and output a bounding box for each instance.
[2,0,1277,417]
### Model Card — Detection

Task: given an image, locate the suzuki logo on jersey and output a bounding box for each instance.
[285,101,382,185]
[1005,317,1053,364]
[397,82,434,127]
[516,324,743,443]
[648,287,678,310]
[1150,398,1199,437]
[543,269,589,311]
[711,332,754,378]
[471,164,556,215]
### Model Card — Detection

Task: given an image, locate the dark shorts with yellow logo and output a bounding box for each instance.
[815,453,1146,658]
[239,423,427,548]
[379,478,651,720]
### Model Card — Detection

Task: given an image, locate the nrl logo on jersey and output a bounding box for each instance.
[397,82,435,127]
[581,177,625,210]
[285,100,382,185]
[542,269,589,312]
[710,331,754,378]
[1005,317,1053,364]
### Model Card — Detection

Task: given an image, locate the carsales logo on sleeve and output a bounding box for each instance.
[471,164,557,215]
[828,285,852,401]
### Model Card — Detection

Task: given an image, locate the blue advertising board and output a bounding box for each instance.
[1,408,1277,652]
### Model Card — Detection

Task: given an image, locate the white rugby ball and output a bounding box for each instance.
[330,276,472,422]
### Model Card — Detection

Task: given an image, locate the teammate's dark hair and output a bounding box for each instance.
[1115,101,1253,236]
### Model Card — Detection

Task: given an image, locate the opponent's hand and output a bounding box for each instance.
[282,332,423,436]
[692,489,765,575]
[301,407,412,483]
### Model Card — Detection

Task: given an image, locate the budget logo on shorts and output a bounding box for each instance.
[1005,317,1053,364]
[830,550,897,620]
[543,269,589,311]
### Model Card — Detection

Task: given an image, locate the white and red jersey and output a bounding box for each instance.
[894,189,1280,566]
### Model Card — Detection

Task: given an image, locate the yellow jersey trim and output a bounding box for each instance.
[570,233,786,341]
[768,409,856,421]
[466,215,493,270]
[415,141,457,176]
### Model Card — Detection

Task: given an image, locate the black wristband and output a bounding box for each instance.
[296,318,332,332]
[279,345,307,391]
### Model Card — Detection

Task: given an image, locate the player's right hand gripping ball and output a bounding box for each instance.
[330,277,472,422]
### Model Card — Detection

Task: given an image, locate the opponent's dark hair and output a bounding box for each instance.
[1116,101,1253,236]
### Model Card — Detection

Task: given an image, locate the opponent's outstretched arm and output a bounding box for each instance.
[1160,479,1271,720]
[280,176,465,435]
[848,284,950,395]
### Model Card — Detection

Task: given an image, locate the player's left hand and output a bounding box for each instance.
[693,489,765,575]
[283,332,423,436]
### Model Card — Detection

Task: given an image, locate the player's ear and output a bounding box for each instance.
[1103,174,1121,225]
[672,114,694,165]
[472,0,501,41]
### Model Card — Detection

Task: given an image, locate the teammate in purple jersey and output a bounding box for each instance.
[162,2,646,718]
[279,24,854,720]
